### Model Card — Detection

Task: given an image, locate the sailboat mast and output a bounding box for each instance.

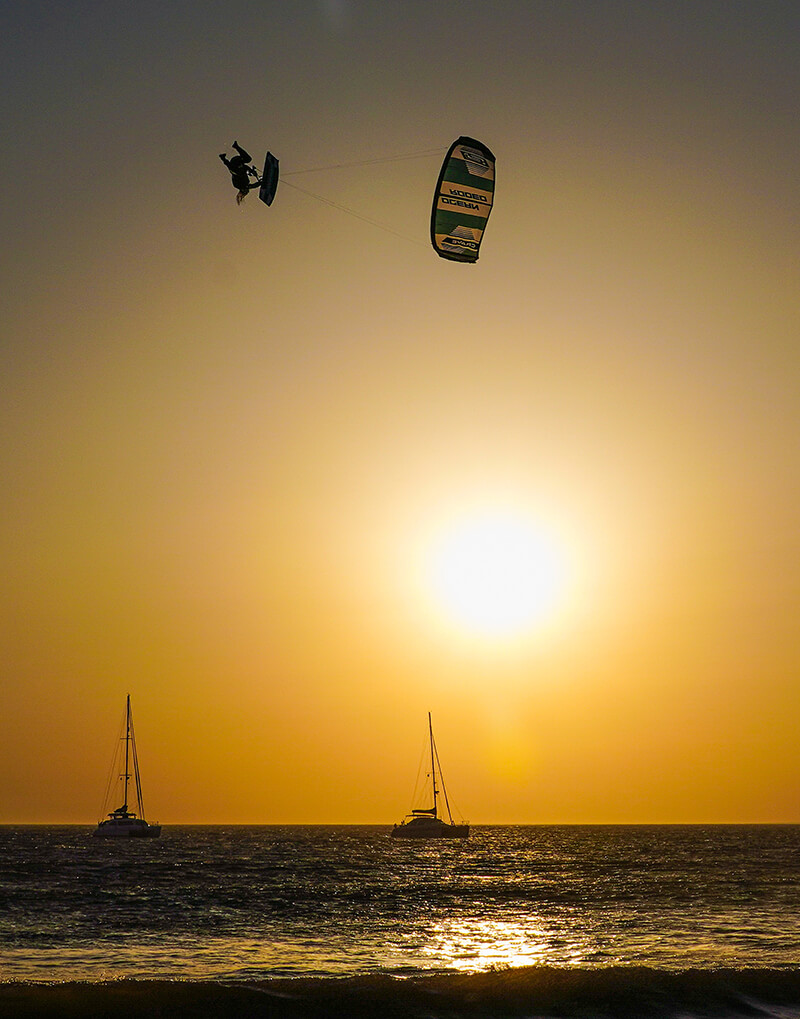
[123,693,131,811]
[428,711,438,818]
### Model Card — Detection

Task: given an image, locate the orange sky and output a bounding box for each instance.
[1,2,799,823]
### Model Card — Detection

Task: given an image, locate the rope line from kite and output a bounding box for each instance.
[280,179,427,247]
[282,148,444,178]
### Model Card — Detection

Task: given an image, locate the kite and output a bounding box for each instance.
[430,137,495,263]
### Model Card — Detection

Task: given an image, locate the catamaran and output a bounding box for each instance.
[391,712,469,839]
[94,694,161,838]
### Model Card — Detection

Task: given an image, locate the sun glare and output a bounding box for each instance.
[428,511,567,638]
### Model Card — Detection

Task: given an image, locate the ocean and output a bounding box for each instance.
[1,824,798,1017]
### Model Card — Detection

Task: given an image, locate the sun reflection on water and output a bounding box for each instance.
[408,915,584,972]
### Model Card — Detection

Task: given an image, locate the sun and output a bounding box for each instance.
[428,510,567,638]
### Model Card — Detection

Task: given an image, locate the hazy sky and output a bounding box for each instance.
[2,1,798,824]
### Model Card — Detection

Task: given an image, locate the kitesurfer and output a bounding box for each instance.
[219,141,260,204]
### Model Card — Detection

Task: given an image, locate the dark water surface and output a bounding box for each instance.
[1,825,798,1016]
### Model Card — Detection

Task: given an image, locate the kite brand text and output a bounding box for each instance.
[446,188,488,203]
[444,237,478,249]
[442,197,481,211]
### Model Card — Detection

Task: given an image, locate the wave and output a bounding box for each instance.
[3,966,800,1018]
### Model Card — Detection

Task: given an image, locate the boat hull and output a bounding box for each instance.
[93,820,161,838]
[391,820,469,839]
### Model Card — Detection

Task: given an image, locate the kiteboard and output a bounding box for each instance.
[259,152,279,206]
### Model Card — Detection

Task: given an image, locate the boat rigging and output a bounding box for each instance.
[391,712,469,839]
[94,694,161,839]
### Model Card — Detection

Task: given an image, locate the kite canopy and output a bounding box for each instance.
[430,137,495,263]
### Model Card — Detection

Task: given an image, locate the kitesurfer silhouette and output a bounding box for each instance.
[219,141,261,204]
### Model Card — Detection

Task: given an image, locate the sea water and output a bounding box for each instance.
[1,824,799,1016]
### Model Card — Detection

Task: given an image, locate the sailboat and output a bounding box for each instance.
[94,694,161,838]
[391,712,469,839]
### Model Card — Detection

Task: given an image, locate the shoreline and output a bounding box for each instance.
[4,967,800,1018]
